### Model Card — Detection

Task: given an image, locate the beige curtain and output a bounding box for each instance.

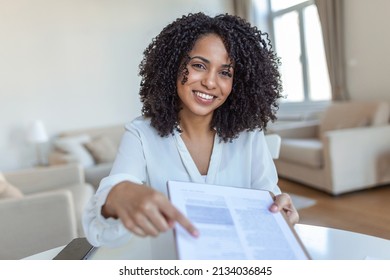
[315,0,349,100]
[232,0,253,22]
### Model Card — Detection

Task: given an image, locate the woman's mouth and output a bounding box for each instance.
[193,91,215,102]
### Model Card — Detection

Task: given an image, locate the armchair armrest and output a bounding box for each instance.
[4,164,85,195]
[0,190,77,259]
[268,120,320,139]
[323,125,390,194]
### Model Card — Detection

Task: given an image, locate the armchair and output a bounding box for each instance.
[0,164,94,259]
[270,101,390,195]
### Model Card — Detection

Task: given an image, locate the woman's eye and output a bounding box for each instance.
[220,70,232,78]
[192,63,205,70]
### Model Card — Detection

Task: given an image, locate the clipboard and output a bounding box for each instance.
[53,237,96,260]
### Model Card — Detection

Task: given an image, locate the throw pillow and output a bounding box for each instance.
[84,136,117,164]
[0,173,24,200]
[54,134,95,167]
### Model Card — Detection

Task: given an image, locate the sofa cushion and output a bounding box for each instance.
[84,162,113,188]
[84,136,117,164]
[319,101,390,138]
[54,134,95,167]
[61,125,124,149]
[279,138,323,168]
[0,173,24,200]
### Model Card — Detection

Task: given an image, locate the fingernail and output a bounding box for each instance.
[192,230,199,238]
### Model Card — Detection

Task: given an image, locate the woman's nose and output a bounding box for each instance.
[201,71,217,89]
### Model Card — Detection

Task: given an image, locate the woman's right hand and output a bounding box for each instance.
[101,181,199,238]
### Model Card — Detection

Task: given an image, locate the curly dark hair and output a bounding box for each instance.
[139,12,282,142]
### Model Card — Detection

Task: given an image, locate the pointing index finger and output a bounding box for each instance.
[160,201,199,237]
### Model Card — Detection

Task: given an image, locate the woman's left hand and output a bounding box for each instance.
[269,193,299,225]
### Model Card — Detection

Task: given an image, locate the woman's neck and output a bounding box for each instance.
[178,113,216,176]
[178,114,214,140]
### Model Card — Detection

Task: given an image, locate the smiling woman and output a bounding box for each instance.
[82,12,299,249]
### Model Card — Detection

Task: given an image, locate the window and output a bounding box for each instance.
[264,0,331,103]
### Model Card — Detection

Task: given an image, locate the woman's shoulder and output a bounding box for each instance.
[234,128,265,141]
[125,116,150,129]
[124,116,159,137]
[222,129,266,148]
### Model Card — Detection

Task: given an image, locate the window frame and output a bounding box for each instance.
[267,0,326,103]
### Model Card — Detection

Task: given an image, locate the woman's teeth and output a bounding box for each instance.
[194,91,213,100]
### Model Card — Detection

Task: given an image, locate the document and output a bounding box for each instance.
[167,181,310,260]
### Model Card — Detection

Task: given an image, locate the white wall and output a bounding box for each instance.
[344,0,390,101]
[0,0,233,171]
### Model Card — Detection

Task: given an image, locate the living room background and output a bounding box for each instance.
[1,0,390,171]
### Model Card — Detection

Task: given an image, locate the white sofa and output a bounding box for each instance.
[0,164,94,259]
[49,124,124,188]
[270,101,390,195]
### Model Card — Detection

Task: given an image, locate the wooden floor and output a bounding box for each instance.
[279,178,390,240]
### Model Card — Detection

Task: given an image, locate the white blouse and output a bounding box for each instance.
[82,116,281,247]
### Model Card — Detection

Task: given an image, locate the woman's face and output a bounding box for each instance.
[177,33,233,120]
